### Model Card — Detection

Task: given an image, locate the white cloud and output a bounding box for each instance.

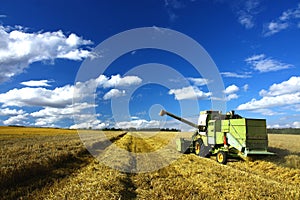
[221,72,251,78]
[102,74,142,88]
[259,76,300,97]
[243,84,249,92]
[226,93,238,101]
[0,25,93,83]
[236,0,260,29]
[164,0,186,22]
[168,86,211,100]
[20,80,52,87]
[245,54,293,72]
[30,102,95,118]
[3,113,29,125]
[103,89,126,100]
[237,76,300,111]
[29,103,103,128]
[267,124,289,129]
[224,84,239,101]
[245,54,265,62]
[0,74,142,127]
[0,74,142,108]
[187,77,209,86]
[250,108,283,116]
[264,3,300,36]
[237,93,300,110]
[238,12,254,29]
[70,119,107,129]
[0,85,74,108]
[115,119,160,129]
[263,22,289,36]
[0,108,25,116]
[224,84,239,94]
[293,121,300,128]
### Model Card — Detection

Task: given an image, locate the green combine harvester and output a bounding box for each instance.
[159,110,274,164]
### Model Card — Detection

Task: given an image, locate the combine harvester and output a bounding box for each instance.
[159,110,274,164]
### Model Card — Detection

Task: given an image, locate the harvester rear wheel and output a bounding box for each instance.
[216,151,227,164]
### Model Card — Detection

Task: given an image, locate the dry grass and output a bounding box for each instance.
[1,127,300,199]
[267,134,300,169]
[268,134,300,152]
[0,127,124,199]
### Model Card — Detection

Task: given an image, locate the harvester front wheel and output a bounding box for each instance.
[216,151,227,164]
[194,139,204,156]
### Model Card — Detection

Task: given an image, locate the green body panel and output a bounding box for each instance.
[204,118,269,155]
[216,132,223,144]
[207,120,223,145]
[221,118,268,151]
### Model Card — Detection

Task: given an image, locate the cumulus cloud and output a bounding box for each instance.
[243,84,249,92]
[3,113,29,125]
[263,3,300,36]
[168,86,211,100]
[0,74,142,108]
[224,84,239,101]
[0,85,74,108]
[102,74,142,88]
[30,103,103,128]
[237,76,300,111]
[187,77,209,86]
[70,119,107,130]
[226,94,238,101]
[259,76,300,97]
[103,89,126,100]
[237,94,300,110]
[0,74,142,128]
[20,80,52,87]
[245,54,293,72]
[115,119,161,129]
[0,25,93,83]
[0,108,25,116]
[224,84,239,94]
[293,121,300,128]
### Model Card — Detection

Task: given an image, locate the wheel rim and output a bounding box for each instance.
[217,153,223,162]
[195,143,200,154]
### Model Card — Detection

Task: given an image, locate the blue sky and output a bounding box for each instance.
[0,0,299,129]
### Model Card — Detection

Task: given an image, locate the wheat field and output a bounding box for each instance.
[0,127,299,199]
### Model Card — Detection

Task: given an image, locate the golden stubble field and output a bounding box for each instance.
[0,126,300,199]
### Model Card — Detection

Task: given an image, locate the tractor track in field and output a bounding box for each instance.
[114,132,172,200]
[90,131,128,151]
[118,135,138,199]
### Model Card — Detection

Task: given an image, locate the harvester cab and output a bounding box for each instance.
[159,109,274,164]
